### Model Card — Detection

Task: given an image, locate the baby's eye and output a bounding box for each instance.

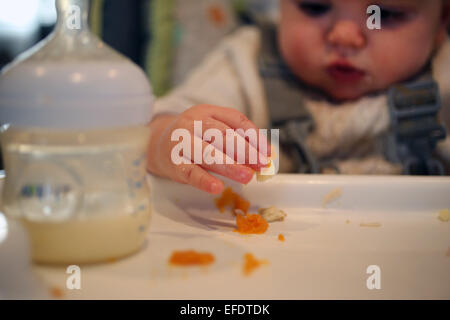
[297,1,332,17]
[379,7,408,25]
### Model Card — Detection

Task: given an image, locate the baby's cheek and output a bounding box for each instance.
[369,36,433,89]
[280,26,324,82]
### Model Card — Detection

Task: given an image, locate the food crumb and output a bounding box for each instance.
[243,253,268,276]
[360,222,381,228]
[278,234,285,242]
[322,188,342,207]
[258,206,287,222]
[346,220,351,224]
[50,287,64,299]
[236,213,269,234]
[169,250,215,266]
[215,187,250,214]
[438,209,449,222]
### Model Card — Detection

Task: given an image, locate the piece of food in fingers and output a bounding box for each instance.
[256,149,277,182]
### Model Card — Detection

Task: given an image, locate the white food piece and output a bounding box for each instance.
[438,209,449,222]
[258,206,287,222]
[360,222,382,228]
[256,171,274,182]
[256,149,277,182]
[256,160,276,182]
[322,187,342,208]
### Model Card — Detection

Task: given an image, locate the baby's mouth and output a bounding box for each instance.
[327,62,365,83]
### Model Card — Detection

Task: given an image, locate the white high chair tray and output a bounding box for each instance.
[1,174,449,299]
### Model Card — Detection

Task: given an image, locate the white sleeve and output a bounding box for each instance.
[152,27,269,129]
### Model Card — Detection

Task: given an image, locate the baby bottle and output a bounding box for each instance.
[0,0,153,264]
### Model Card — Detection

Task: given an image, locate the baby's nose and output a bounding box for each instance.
[327,20,366,50]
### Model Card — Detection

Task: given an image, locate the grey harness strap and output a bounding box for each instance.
[258,25,320,173]
[386,79,446,175]
[258,24,447,175]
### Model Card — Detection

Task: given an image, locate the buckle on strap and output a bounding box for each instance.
[387,80,446,175]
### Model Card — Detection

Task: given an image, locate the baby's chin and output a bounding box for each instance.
[328,90,366,103]
[322,85,373,103]
[300,75,375,103]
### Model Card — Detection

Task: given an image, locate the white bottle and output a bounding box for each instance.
[0,0,154,264]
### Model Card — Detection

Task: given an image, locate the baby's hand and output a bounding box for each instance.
[147,105,270,194]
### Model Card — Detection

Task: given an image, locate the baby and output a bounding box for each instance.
[147,0,450,194]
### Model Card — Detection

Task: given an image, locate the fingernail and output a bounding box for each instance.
[210,181,223,194]
[239,169,253,183]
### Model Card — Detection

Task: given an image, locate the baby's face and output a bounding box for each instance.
[279,0,449,101]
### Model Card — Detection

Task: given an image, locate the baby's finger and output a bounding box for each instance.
[172,160,224,194]
[185,105,271,158]
[193,135,254,184]
[209,107,272,159]
[201,106,257,131]
[201,118,267,169]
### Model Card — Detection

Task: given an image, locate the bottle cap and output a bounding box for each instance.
[0,0,153,130]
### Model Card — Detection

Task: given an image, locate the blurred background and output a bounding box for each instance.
[0,0,280,170]
[0,0,280,94]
